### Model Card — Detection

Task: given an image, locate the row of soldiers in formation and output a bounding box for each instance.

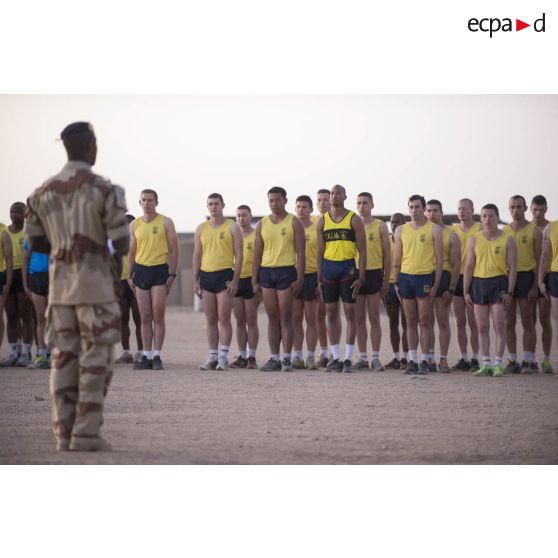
[9,121,558,452]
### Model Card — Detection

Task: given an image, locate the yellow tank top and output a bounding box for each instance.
[452,222,481,274]
[303,222,318,274]
[134,214,168,266]
[473,231,509,278]
[0,224,6,273]
[442,226,453,272]
[323,210,357,262]
[356,218,382,271]
[549,221,558,273]
[389,236,395,283]
[200,219,235,272]
[121,253,129,280]
[311,214,321,224]
[240,229,255,279]
[401,221,435,275]
[261,213,296,267]
[503,222,536,272]
[8,227,25,270]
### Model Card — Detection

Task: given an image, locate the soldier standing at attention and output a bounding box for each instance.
[128,189,179,371]
[0,223,13,351]
[193,193,243,371]
[0,202,35,367]
[539,218,558,363]
[26,121,129,451]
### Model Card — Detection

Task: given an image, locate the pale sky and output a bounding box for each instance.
[1,95,557,231]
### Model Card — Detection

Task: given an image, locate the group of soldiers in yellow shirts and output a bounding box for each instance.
[193,187,558,377]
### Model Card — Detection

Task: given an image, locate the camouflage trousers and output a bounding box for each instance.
[45,301,121,445]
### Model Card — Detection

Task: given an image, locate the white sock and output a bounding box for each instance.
[16,341,22,355]
[271,354,280,361]
[409,350,418,363]
[403,352,408,360]
[393,352,400,359]
[472,353,479,360]
[331,344,340,360]
[209,350,218,362]
[239,350,247,358]
[307,351,315,359]
[328,348,333,358]
[153,350,161,357]
[39,348,48,357]
[320,347,328,357]
[482,356,490,366]
[144,350,153,359]
[358,352,367,360]
[372,352,379,359]
[9,343,18,357]
[440,355,447,360]
[295,350,303,359]
[428,351,435,362]
[461,352,468,360]
[122,349,131,355]
[509,353,517,362]
[248,348,256,358]
[494,356,503,366]
[544,354,550,362]
[220,346,230,359]
[22,343,30,355]
[344,344,354,360]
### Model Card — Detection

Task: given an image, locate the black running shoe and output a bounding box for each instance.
[452,358,470,371]
[385,357,401,370]
[326,358,342,372]
[418,360,430,375]
[404,360,419,374]
[230,355,248,369]
[469,358,480,371]
[342,359,353,373]
[133,355,153,370]
[428,360,438,373]
[152,355,164,370]
[504,359,521,374]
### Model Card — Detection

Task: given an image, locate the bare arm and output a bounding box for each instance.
[431,225,444,296]
[352,215,366,281]
[164,217,179,295]
[22,244,31,296]
[251,220,263,288]
[449,231,461,291]
[316,216,324,284]
[228,222,243,296]
[539,224,551,298]
[2,232,13,295]
[506,235,518,298]
[192,224,203,298]
[379,221,390,297]
[292,217,306,296]
[393,226,403,286]
[463,236,476,307]
[530,225,542,299]
[127,222,137,290]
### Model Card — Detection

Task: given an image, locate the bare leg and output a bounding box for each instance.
[386,303,400,353]
[417,298,432,357]
[343,302,357,345]
[400,305,408,353]
[474,304,491,360]
[17,292,34,344]
[202,290,219,351]
[277,288,294,354]
[518,298,536,354]
[367,294,381,353]
[325,302,341,346]
[506,297,518,356]
[317,300,328,350]
[245,298,259,352]
[130,298,143,351]
[355,295,367,353]
[135,288,154,351]
[150,285,167,351]
[538,297,552,357]
[402,298,419,353]
[262,288,281,355]
[292,297,305,353]
[492,303,506,358]
[453,296,468,354]
[216,289,233,347]
[467,304,479,354]
[119,296,131,350]
[4,291,19,344]
[435,298,451,357]
[304,299,318,354]
[233,297,248,353]
[31,293,48,350]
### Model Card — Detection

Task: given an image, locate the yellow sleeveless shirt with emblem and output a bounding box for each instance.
[121,253,129,280]
[134,214,168,266]
[303,222,318,274]
[401,221,435,275]
[356,218,382,271]
[503,222,536,272]
[240,229,256,278]
[200,219,235,272]
[389,237,395,283]
[473,231,510,278]
[8,228,25,270]
[323,210,357,261]
[549,220,558,273]
[452,221,481,274]
[261,213,296,267]
[441,225,453,272]
[0,224,7,272]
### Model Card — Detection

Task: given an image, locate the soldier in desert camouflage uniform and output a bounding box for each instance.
[26,122,129,452]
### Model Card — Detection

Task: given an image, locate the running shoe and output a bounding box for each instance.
[260,358,281,372]
[326,358,343,372]
[428,360,438,373]
[115,351,134,364]
[342,359,353,373]
[385,357,401,370]
[28,355,50,369]
[317,356,329,368]
[292,356,306,369]
[353,358,370,370]
[216,357,228,371]
[134,355,153,370]
[133,351,143,364]
[246,356,258,369]
[152,355,164,370]
[305,356,318,370]
[504,360,520,374]
[418,360,430,375]
[400,358,408,368]
[199,358,218,370]
[452,358,470,371]
[438,358,450,373]
[404,360,419,374]
[529,361,539,373]
[370,358,385,371]
[519,360,532,374]
[474,365,493,376]
[542,360,553,374]
[15,352,31,367]
[230,355,248,369]
[492,364,504,377]
[469,358,480,371]
[281,357,293,372]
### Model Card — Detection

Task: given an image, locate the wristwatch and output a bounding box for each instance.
[506,291,513,297]
[169,272,177,278]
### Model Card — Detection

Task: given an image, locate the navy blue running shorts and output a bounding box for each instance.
[513,270,535,298]
[259,266,297,291]
[322,259,357,304]
[200,268,234,294]
[132,262,170,290]
[398,272,434,299]
[359,268,383,296]
[296,272,318,301]
[235,277,255,299]
[471,275,508,305]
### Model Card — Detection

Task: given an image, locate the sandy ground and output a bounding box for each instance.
[1,306,557,464]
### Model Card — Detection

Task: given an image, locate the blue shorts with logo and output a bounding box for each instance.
[322,259,357,304]
[398,272,434,299]
[200,268,234,294]
[260,266,297,291]
[471,275,508,305]
[548,272,558,298]
[133,262,169,290]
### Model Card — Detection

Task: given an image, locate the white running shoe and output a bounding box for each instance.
[216,357,228,371]
[370,358,385,371]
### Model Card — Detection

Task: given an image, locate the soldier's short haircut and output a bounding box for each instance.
[531,195,547,207]
[510,194,527,207]
[391,212,406,222]
[10,201,26,210]
[296,195,313,209]
[141,189,158,202]
[331,184,346,194]
[268,186,287,198]
[408,194,426,208]
[482,203,499,217]
[317,188,330,195]
[237,205,252,213]
[357,192,373,201]
[207,193,224,204]
[426,199,443,210]
[458,198,474,208]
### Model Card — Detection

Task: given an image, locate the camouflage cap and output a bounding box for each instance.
[60,122,95,139]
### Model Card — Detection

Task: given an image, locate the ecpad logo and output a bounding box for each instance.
[468,13,546,37]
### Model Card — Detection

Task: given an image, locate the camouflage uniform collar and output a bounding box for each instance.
[63,160,92,171]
